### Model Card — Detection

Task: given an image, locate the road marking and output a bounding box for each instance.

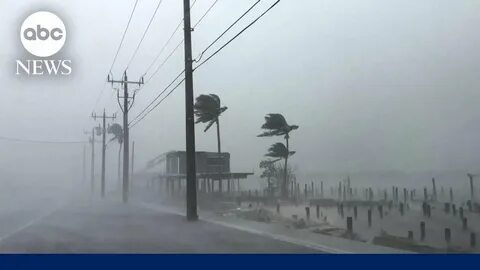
[136,202,351,254]
[0,203,64,244]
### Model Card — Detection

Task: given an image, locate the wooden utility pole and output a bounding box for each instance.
[92,109,116,198]
[90,128,95,195]
[467,174,476,202]
[183,0,198,221]
[108,71,143,203]
[130,141,134,189]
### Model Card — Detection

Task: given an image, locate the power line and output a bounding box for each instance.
[108,0,139,74]
[129,69,185,125]
[141,0,198,78]
[0,135,87,144]
[93,0,139,113]
[194,0,280,71]
[145,39,183,84]
[194,0,260,63]
[192,0,220,29]
[125,0,164,69]
[130,77,185,129]
[144,0,220,84]
[129,0,280,129]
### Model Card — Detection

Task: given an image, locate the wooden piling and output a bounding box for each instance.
[408,230,413,241]
[305,206,310,220]
[354,206,358,219]
[367,208,372,227]
[420,221,426,241]
[462,218,468,231]
[347,217,353,234]
[444,228,451,245]
[316,204,320,219]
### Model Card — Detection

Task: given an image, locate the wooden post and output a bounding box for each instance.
[305,206,310,220]
[378,205,383,219]
[347,217,353,234]
[452,204,456,216]
[316,204,320,219]
[423,187,428,201]
[367,208,372,227]
[420,221,426,241]
[399,203,404,216]
[449,187,453,203]
[354,206,358,219]
[467,200,472,212]
[320,181,324,198]
[444,228,451,245]
[462,218,468,231]
[276,202,280,214]
[459,207,464,219]
[408,231,413,241]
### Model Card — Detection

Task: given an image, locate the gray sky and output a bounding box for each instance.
[1,0,480,184]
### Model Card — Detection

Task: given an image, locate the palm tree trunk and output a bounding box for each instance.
[283,135,289,198]
[118,143,122,189]
[216,119,221,153]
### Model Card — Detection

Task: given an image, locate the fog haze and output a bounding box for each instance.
[1,0,479,189]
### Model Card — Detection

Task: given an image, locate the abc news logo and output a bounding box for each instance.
[16,11,72,76]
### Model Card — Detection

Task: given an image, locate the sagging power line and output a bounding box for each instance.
[125,0,165,69]
[92,0,139,114]
[129,0,280,129]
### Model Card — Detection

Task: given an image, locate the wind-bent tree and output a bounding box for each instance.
[108,123,123,187]
[194,94,228,153]
[258,114,299,198]
[265,143,296,197]
[259,160,279,197]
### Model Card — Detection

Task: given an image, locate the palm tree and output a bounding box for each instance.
[264,143,295,197]
[259,159,280,197]
[107,123,123,188]
[258,114,298,198]
[194,94,228,153]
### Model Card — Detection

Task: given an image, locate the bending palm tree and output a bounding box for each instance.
[258,114,298,198]
[194,94,228,153]
[265,143,295,197]
[107,123,123,189]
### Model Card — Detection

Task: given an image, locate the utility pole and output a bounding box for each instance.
[84,129,95,195]
[131,141,135,189]
[468,174,476,202]
[82,144,86,184]
[92,109,116,198]
[183,0,198,221]
[108,71,142,203]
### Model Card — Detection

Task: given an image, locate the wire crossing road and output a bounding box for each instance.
[0,199,318,253]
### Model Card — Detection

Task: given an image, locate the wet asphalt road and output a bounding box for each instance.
[0,199,318,253]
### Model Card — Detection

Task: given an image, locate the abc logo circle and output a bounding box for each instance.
[20,11,66,57]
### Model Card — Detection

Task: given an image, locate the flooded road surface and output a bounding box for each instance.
[0,198,319,253]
